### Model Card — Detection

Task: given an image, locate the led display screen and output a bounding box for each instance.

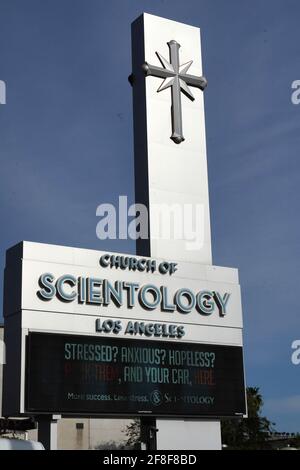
[25,332,246,417]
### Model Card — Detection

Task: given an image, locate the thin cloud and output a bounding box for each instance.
[265,395,300,414]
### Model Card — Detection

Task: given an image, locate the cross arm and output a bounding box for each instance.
[181,73,208,91]
[142,63,175,79]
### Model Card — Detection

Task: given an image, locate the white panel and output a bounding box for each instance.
[156,419,221,450]
[21,310,243,346]
[20,257,243,330]
[21,241,238,282]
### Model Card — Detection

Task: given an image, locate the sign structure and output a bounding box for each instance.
[2,241,245,417]
[26,332,245,417]
[2,14,246,450]
[131,14,212,263]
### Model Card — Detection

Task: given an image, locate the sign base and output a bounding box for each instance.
[156,419,221,450]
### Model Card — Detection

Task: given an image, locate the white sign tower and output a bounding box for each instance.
[131,13,211,265]
[130,13,242,450]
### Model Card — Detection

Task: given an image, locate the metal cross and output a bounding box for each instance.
[143,40,207,144]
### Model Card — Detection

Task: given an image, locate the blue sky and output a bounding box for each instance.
[0,0,300,432]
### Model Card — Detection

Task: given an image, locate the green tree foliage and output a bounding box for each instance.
[221,387,274,449]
